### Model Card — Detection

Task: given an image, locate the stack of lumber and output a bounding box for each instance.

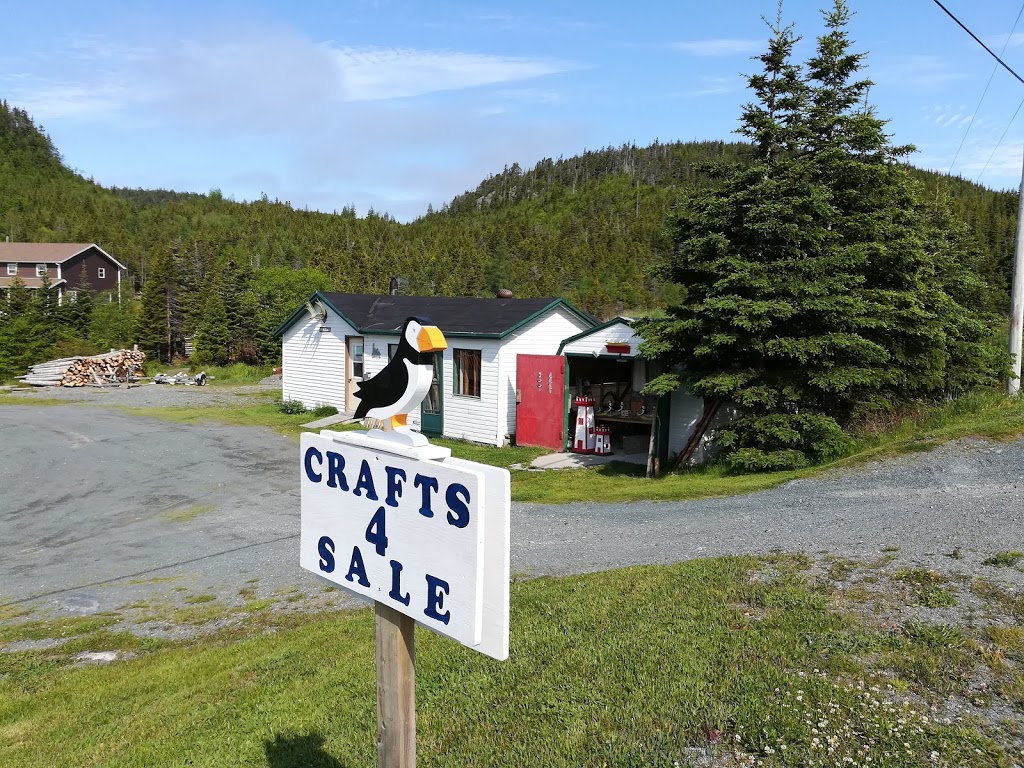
[20,349,146,387]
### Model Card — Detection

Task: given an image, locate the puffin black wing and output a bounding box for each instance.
[352,351,411,419]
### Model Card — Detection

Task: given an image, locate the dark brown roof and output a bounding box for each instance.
[0,243,127,269]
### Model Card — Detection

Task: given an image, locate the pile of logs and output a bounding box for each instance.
[20,349,146,387]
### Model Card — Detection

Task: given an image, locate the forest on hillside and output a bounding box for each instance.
[0,96,1018,378]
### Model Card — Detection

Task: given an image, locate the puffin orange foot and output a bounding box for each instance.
[389,414,408,429]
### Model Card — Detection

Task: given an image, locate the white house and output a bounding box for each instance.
[274,292,595,447]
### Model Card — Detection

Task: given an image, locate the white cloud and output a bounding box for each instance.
[922,104,979,129]
[0,23,585,221]
[872,55,964,88]
[987,32,1024,49]
[1,25,575,123]
[335,48,571,101]
[12,82,135,120]
[673,76,737,98]
[674,39,761,57]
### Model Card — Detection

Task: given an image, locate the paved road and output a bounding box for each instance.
[2,405,1022,617]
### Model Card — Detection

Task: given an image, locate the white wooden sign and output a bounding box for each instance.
[300,429,510,660]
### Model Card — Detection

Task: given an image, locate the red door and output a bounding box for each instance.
[516,354,566,450]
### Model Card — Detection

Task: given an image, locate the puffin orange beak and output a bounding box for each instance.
[417,326,447,353]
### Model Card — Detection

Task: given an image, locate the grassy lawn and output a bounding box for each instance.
[120,402,342,438]
[0,556,1013,767]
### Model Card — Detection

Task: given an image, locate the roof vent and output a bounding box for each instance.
[496,288,513,299]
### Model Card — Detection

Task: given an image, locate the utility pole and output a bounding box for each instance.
[1008,147,1024,396]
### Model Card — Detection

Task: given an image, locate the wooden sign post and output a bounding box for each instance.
[301,430,510,767]
[299,315,510,768]
[376,604,415,766]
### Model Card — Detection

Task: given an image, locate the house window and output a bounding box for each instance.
[36,264,46,277]
[98,267,106,279]
[5,263,14,276]
[387,343,398,360]
[453,348,481,398]
[352,344,364,378]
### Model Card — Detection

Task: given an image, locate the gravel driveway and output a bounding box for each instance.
[1,403,1022,619]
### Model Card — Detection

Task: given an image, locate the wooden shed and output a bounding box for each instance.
[553,317,725,467]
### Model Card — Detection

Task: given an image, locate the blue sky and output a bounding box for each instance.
[4,0,1024,220]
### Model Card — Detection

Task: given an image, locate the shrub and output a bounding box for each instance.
[277,399,307,415]
[311,405,339,418]
[718,413,853,473]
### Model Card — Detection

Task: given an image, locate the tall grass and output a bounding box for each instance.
[192,363,274,385]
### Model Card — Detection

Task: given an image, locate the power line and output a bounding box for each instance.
[931,0,1024,86]
[949,1,1024,174]
[977,96,1024,182]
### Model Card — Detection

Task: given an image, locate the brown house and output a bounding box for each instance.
[0,243,127,305]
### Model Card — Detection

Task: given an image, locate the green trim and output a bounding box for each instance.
[556,317,633,354]
[562,356,572,451]
[272,291,361,338]
[497,298,595,339]
[656,393,671,467]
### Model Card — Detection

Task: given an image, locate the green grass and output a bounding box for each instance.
[141,362,272,385]
[894,569,958,608]
[510,461,803,504]
[121,403,358,440]
[193,363,274,385]
[983,550,1024,568]
[0,557,1008,767]
[0,393,70,407]
[162,503,215,523]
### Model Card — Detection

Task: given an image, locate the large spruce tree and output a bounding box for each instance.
[638,1,1007,471]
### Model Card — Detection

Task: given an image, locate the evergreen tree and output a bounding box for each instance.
[192,269,231,366]
[35,271,56,320]
[61,269,94,334]
[638,1,1007,471]
[135,251,182,362]
[5,275,31,317]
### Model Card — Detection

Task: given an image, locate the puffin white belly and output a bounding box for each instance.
[365,359,433,421]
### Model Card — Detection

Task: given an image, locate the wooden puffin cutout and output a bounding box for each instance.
[352,316,447,447]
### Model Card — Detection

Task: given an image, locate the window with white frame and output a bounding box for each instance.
[453,348,481,398]
[98,267,106,279]
[5,263,15,276]
[36,263,47,277]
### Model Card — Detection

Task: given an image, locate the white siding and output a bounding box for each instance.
[360,334,502,442]
[560,320,641,357]
[668,389,704,459]
[497,306,593,441]
[281,308,355,410]
[668,391,739,465]
[445,340,503,445]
